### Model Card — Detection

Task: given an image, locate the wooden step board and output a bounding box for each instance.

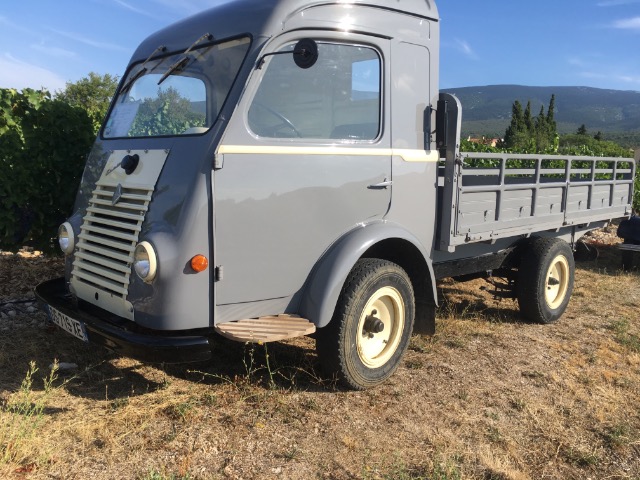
[214,315,316,343]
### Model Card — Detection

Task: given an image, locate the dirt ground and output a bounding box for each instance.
[0,228,639,480]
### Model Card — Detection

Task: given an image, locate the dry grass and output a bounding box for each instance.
[1,240,639,479]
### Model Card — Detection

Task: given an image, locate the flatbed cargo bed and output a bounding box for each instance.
[435,94,635,252]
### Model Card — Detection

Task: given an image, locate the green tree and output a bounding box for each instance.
[504,96,558,153]
[524,101,534,133]
[504,100,527,150]
[577,124,588,135]
[534,106,549,152]
[546,95,556,125]
[0,88,94,250]
[129,87,205,137]
[559,134,631,157]
[56,72,118,134]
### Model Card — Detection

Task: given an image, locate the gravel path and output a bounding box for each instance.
[0,298,47,332]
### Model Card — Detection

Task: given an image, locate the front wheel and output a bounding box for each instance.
[517,237,575,324]
[316,259,415,390]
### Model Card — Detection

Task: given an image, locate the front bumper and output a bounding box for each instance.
[34,277,212,363]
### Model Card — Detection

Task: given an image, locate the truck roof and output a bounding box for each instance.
[132,0,439,64]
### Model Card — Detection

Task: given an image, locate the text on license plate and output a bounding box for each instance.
[47,306,88,342]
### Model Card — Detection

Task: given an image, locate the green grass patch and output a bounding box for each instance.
[607,319,640,353]
[0,361,58,466]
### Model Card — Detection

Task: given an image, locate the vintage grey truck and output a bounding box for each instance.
[36,0,635,389]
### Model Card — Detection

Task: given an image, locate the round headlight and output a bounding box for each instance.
[133,241,157,283]
[58,222,75,255]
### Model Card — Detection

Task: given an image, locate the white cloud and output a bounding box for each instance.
[454,39,478,59]
[580,70,640,85]
[612,16,640,29]
[568,57,587,67]
[112,0,163,20]
[149,0,229,15]
[31,44,77,58]
[50,28,129,52]
[569,55,640,88]
[0,15,37,35]
[0,53,66,91]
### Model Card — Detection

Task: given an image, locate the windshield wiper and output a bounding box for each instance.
[120,44,167,96]
[157,33,213,86]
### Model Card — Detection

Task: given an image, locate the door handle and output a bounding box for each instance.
[368,178,392,190]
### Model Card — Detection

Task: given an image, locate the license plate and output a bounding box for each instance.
[47,305,88,342]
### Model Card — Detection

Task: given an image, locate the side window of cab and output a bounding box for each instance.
[248,42,381,141]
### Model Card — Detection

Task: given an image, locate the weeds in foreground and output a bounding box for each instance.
[190,342,328,393]
[0,361,58,466]
[607,318,640,353]
[164,400,195,422]
[362,457,462,480]
[602,423,636,450]
[563,447,600,467]
[140,471,192,480]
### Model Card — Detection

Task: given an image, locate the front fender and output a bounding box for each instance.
[298,221,436,328]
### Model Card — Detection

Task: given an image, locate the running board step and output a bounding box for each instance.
[214,315,316,343]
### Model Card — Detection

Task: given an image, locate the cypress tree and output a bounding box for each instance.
[546,94,557,147]
[535,105,548,151]
[504,100,525,148]
[504,95,559,153]
[547,94,556,127]
[535,105,546,131]
[524,101,534,134]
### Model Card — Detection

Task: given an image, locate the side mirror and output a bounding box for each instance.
[293,39,318,69]
[257,38,319,70]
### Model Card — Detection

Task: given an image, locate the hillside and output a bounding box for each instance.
[444,85,640,142]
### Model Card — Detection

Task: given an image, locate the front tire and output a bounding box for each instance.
[316,259,415,390]
[517,238,575,324]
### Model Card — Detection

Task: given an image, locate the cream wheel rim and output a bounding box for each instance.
[356,286,405,368]
[545,255,570,309]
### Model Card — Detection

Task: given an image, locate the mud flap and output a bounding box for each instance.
[413,300,436,335]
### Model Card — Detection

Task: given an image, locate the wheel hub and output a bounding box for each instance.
[545,255,569,310]
[363,309,385,335]
[356,287,405,368]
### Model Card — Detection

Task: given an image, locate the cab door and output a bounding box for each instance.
[214,34,391,315]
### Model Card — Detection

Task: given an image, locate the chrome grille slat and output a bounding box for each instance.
[81,224,139,242]
[73,270,129,295]
[72,260,132,285]
[94,183,151,200]
[87,206,146,221]
[82,215,142,232]
[75,250,132,271]
[93,192,151,201]
[77,232,135,252]
[90,199,149,211]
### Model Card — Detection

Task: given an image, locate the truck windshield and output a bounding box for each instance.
[103,36,250,138]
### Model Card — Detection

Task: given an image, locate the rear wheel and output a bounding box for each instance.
[517,238,575,324]
[316,259,415,390]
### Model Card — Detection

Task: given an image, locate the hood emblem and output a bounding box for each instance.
[112,183,123,206]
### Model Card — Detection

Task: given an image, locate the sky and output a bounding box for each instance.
[0,0,639,93]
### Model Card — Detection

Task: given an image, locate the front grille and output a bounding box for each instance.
[71,182,152,299]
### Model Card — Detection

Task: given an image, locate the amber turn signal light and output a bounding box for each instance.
[190,254,209,273]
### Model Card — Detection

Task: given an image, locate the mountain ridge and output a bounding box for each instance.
[442,85,640,138]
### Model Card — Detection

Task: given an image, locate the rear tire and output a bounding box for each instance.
[316,259,415,390]
[517,238,574,324]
